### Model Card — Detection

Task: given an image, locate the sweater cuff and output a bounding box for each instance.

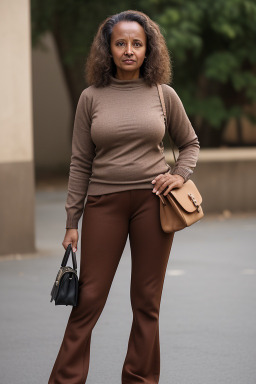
[66,216,78,230]
[170,167,193,182]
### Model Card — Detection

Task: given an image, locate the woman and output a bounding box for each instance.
[48,9,200,384]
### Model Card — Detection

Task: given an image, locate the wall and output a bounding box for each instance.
[32,32,72,175]
[166,148,256,213]
[0,0,35,255]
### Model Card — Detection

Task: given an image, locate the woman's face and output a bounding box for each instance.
[110,21,147,78]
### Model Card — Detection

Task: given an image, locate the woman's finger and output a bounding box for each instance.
[162,177,184,195]
[162,182,179,195]
[154,178,171,195]
[151,173,166,184]
[152,174,168,191]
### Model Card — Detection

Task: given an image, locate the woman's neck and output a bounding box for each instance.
[114,69,141,80]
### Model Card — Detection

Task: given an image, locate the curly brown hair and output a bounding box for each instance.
[85,10,172,87]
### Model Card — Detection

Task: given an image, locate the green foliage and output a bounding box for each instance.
[144,0,256,145]
[204,53,239,83]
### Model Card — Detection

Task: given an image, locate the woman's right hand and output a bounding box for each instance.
[62,229,79,253]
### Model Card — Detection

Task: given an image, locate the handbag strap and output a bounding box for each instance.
[61,243,77,270]
[156,83,177,163]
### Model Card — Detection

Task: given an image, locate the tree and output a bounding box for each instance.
[144,0,256,146]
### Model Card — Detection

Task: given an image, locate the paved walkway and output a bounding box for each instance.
[0,188,255,384]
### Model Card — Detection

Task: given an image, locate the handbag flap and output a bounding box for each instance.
[169,180,202,213]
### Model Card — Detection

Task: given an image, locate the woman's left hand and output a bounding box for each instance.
[151,172,184,196]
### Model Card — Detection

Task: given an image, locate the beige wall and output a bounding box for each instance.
[0,0,33,164]
[0,0,35,255]
[166,148,256,213]
[32,32,71,173]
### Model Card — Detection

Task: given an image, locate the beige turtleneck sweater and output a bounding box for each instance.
[65,75,200,229]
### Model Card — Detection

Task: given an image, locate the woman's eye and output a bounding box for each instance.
[116,42,142,47]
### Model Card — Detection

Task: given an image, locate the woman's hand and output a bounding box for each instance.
[151,172,184,196]
[62,229,79,253]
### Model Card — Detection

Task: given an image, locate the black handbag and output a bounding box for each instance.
[50,243,79,306]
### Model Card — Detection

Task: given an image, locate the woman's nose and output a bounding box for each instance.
[125,43,133,55]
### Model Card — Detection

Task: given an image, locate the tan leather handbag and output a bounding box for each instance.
[156,83,204,233]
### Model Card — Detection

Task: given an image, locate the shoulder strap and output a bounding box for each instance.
[156,83,177,163]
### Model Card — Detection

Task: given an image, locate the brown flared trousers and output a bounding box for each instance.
[48,189,174,384]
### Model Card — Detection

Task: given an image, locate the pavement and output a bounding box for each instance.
[0,186,256,384]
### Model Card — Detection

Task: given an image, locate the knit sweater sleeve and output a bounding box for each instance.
[65,89,96,229]
[161,84,200,182]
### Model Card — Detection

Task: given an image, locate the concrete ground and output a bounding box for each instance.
[0,187,255,384]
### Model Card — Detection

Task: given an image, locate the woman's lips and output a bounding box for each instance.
[123,60,135,64]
